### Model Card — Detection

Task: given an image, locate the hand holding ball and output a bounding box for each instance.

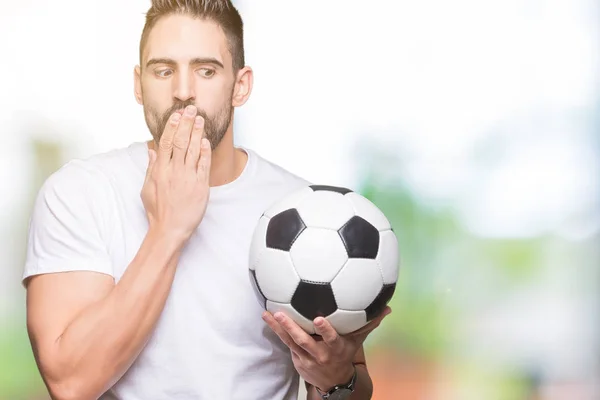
[249,185,400,335]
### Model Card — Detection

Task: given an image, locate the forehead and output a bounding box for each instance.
[143,14,230,66]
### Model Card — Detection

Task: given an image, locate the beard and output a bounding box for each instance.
[144,96,233,151]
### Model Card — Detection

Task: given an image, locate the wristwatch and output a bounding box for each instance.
[315,364,357,400]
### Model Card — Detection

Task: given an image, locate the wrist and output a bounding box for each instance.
[145,225,187,259]
[317,363,355,393]
[148,223,188,245]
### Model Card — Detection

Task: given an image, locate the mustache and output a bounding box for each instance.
[160,101,209,126]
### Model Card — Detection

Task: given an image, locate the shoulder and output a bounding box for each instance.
[42,142,143,191]
[236,147,313,212]
[24,147,133,285]
[245,147,312,190]
[35,143,142,212]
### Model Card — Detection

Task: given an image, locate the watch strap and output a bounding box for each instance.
[315,364,357,399]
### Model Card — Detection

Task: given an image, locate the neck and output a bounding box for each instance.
[147,126,247,188]
[207,128,247,187]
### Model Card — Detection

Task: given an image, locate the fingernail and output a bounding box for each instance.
[185,105,196,116]
[195,116,203,127]
[171,113,181,122]
[274,313,284,322]
[314,318,325,327]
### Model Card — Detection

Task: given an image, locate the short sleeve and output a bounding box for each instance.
[23,160,116,285]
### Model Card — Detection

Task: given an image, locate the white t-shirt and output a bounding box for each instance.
[23,141,311,400]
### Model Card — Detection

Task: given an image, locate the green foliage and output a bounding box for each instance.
[474,239,547,282]
[357,170,547,360]
[0,323,46,400]
[359,179,459,358]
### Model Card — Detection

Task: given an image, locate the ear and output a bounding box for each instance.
[134,65,143,105]
[232,66,253,107]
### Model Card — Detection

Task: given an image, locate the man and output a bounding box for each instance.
[23,1,390,399]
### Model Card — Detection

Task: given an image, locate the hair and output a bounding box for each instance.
[139,0,245,73]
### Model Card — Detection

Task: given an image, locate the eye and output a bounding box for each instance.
[198,68,216,78]
[155,69,173,78]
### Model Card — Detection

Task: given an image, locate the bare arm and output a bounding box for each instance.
[27,228,183,400]
[26,105,211,400]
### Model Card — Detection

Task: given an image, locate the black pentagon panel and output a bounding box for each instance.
[365,283,396,321]
[291,281,338,320]
[266,209,306,251]
[338,216,380,259]
[249,269,267,309]
[309,185,353,195]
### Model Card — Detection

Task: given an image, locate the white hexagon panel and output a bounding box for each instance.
[325,309,367,335]
[376,229,400,285]
[345,191,391,231]
[289,227,348,283]
[254,248,300,304]
[331,259,384,311]
[295,189,355,230]
[267,301,316,335]
[249,215,269,271]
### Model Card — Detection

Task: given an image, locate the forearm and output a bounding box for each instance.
[49,228,184,398]
[307,364,373,400]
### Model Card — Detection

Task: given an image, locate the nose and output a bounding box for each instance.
[173,70,196,102]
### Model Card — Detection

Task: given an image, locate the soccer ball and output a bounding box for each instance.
[248,184,399,335]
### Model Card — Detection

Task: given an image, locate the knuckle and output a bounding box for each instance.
[316,354,329,365]
[159,141,173,151]
[172,139,188,149]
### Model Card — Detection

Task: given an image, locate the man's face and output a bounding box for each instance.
[136,15,235,150]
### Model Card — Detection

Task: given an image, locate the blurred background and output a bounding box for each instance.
[1,0,599,399]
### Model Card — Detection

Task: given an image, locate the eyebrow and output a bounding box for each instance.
[145,57,224,69]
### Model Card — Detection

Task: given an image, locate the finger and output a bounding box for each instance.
[172,105,197,166]
[348,307,390,341]
[185,116,204,171]
[356,307,391,335]
[313,317,341,348]
[157,112,181,168]
[197,135,212,183]
[274,312,320,358]
[145,148,156,184]
[352,321,380,344]
[262,312,309,358]
[350,306,392,342]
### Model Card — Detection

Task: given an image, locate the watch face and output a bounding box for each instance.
[328,388,353,400]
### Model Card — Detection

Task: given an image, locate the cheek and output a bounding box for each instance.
[195,96,225,116]
[195,79,232,110]
[142,80,172,107]
[143,96,169,118]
